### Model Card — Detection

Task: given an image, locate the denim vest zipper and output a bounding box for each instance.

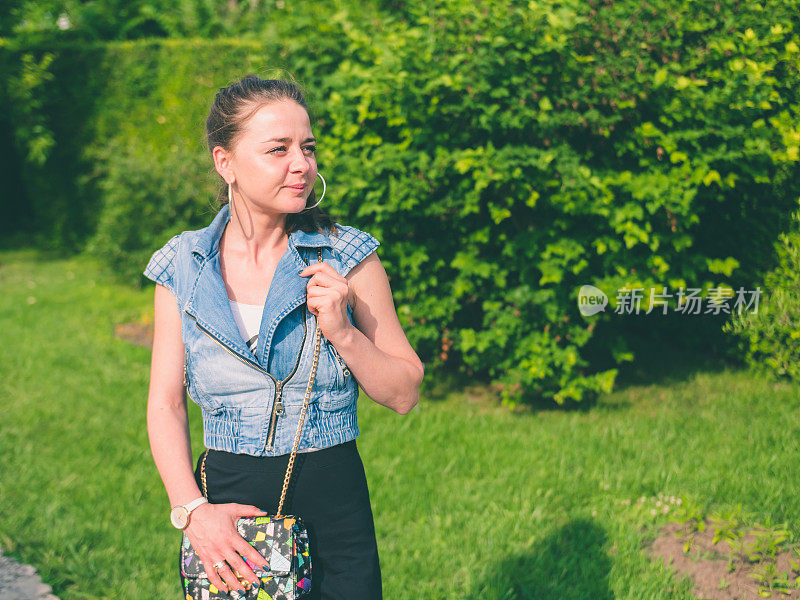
[327,343,351,380]
[183,308,308,451]
[181,247,321,452]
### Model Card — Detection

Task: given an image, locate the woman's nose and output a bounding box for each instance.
[289,149,310,172]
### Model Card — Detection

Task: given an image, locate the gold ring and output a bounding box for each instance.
[213,560,226,570]
[234,569,253,588]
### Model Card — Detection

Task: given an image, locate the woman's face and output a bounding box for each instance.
[223,99,318,216]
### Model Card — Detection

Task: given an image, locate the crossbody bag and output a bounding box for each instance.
[178,249,326,599]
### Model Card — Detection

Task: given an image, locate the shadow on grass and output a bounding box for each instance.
[466,518,612,600]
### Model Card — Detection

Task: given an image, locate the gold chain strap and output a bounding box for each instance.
[201,248,325,518]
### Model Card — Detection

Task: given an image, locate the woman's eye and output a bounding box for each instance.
[267,145,316,154]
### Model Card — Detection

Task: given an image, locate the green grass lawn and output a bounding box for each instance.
[1,247,799,599]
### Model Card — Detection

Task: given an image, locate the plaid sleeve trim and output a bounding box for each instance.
[143,233,181,295]
[331,224,380,277]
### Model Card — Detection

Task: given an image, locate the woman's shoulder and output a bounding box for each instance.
[143,232,183,294]
[142,213,218,288]
[326,222,381,277]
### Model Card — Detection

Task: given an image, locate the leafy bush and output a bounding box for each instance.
[723,209,800,381]
[3,0,800,406]
[315,0,800,404]
[83,139,215,280]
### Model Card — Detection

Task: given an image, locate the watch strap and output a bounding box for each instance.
[183,496,208,514]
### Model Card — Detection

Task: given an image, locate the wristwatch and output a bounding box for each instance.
[170,497,208,530]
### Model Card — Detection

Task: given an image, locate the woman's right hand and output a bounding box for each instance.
[184,502,271,594]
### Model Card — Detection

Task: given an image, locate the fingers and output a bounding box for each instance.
[305,273,347,298]
[200,554,243,594]
[300,265,349,297]
[299,262,340,280]
[202,548,260,594]
[222,545,261,588]
[234,503,269,518]
[197,504,270,593]
[304,270,343,290]
[229,505,270,582]
[306,287,346,307]
[305,272,349,318]
[232,534,271,577]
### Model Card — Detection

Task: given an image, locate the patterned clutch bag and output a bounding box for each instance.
[179,513,312,599]
[178,249,325,599]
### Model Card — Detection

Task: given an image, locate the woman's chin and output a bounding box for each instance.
[288,197,313,213]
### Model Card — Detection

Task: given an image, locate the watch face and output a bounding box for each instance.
[171,506,189,529]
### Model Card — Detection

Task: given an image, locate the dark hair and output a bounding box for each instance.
[205,73,337,235]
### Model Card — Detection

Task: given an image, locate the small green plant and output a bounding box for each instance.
[749,560,794,597]
[664,501,800,594]
[729,535,748,563]
[671,497,707,553]
[673,498,706,531]
[745,525,791,563]
[708,505,745,545]
[788,546,800,587]
[706,508,747,572]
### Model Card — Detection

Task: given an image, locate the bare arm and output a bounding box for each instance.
[146,283,201,507]
[332,251,425,415]
[147,284,268,592]
[146,283,270,593]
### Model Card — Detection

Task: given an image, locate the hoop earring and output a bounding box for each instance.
[301,173,326,211]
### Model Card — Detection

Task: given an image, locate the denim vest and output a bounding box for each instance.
[143,203,380,456]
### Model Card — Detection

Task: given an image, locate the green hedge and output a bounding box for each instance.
[724,209,800,381]
[3,0,800,406]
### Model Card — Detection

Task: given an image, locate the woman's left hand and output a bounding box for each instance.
[299,262,354,345]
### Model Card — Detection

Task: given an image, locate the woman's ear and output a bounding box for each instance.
[211,145,234,183]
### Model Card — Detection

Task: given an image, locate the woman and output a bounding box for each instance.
[143,74,424,599]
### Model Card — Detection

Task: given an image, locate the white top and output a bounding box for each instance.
[229,298,262,354]
[228,298,322,454]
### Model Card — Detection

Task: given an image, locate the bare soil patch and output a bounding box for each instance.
[115,321,153,348]
[645,519,800,599]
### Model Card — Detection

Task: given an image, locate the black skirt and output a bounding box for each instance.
[185,439,383,600]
